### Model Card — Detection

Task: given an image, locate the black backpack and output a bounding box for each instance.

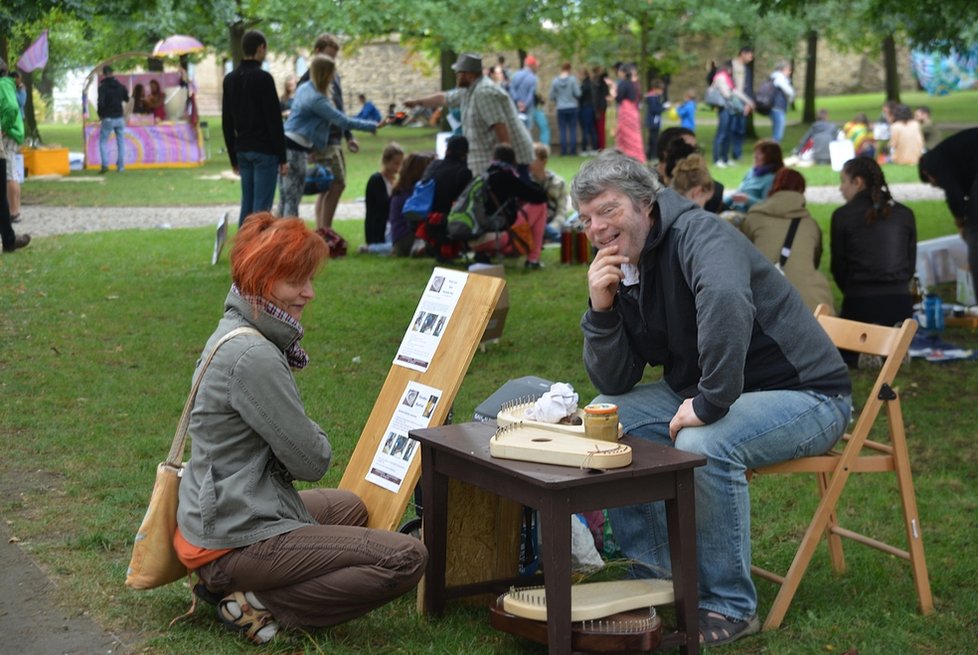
[754,78,776,116]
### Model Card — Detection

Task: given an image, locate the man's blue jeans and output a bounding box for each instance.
[99,117,127,171]
[579,104,598,152]
[596,381,851,620]
[557,107,579,155]
[770,108,787,143]
[237,151,280,226]
[712,108,733,164]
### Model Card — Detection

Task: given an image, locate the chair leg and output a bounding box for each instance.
[763,461,855,631]
[886,399,934,615]
[818,471,846,574]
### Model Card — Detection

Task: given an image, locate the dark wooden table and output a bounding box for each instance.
[410,421,706,655]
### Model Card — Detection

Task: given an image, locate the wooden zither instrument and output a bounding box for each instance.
[495,396,624,439]
[488,422,633,469]
[489,579,673,652]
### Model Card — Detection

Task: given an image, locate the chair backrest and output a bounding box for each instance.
[812,303,917,441]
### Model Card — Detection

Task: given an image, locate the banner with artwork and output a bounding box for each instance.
[910,47,978,95]
[84,122,204,169]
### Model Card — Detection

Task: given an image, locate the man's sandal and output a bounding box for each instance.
[699,609,760,647]
[217,591,280,645]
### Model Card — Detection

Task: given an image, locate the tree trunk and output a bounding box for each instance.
[22,72,40,144]
[437,49,457,132]
[803,30,818,124]
[883,34,901,103]
[439,49,456,92]
[638,12,650,94]
[228,21,247,69]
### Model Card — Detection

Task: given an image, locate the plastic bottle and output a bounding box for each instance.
[924,294,944,331]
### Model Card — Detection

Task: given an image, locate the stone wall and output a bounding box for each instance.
[192,36,918,119]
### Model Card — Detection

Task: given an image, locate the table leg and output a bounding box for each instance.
[420,445,449,616]
[666,468,699,655]
[538,498,572,655]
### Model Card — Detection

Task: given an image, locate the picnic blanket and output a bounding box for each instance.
[909,332,977,362]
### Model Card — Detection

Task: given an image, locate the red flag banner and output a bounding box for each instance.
[17,30,49,73]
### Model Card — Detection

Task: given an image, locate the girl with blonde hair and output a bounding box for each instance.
[671,154,715,208]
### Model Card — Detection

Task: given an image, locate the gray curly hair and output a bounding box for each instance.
[571,150,662,211]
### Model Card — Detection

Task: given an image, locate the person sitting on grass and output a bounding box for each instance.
[723,139,784,213]
[739,168,834,313]
[670,154,716,210]
[359,142,404,254]
[529,142,571,242]
[789,108,836,166]
[842,113,876,159]
[176,214,427,645]
[469,143,549,269]
[831,157,916,367]
[388,151,437,257]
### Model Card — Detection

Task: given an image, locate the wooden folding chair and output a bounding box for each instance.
[750,304,933,631]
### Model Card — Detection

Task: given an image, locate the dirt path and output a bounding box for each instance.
[13,183,946,240]
[0,523,127,654]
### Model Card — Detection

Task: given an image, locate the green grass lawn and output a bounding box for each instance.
[2,198,978,653]
[6,90,978,653]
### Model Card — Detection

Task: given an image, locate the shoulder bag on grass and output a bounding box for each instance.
[125,326,260,590]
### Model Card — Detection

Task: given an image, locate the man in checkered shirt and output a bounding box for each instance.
[405,53,534,178]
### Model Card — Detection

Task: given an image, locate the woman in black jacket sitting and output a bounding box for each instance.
[831,157,917,364]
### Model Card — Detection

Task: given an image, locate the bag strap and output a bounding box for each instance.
[776,218,802,272]
[165,327,262,466]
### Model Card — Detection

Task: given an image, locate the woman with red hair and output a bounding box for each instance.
[740,168,834,312]
[175,214,427,645]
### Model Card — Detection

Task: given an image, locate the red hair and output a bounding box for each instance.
[770,168,806,195]
[230,213,329,299]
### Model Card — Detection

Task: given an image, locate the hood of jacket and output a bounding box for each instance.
[747,190,808,221]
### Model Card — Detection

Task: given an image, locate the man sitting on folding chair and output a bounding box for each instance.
[572,150,853,646]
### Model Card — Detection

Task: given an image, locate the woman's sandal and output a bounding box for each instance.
[217,591,280,645]
[193,582,224,606]
[699,609,760,647]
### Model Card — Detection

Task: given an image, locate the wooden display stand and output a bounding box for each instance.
[338,268,506,532]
